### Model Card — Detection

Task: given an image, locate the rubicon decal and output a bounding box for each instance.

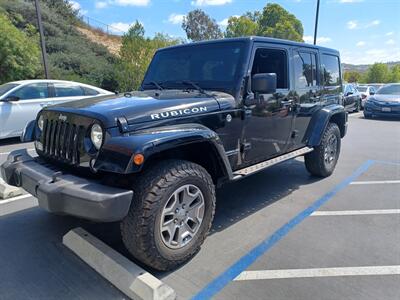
[150,106,208,120]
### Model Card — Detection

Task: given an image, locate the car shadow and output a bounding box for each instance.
[0,159,322,296]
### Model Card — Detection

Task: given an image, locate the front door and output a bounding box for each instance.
[242,44,295,165]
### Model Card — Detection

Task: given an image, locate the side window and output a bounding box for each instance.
[293,51,318,88]
[54,83,84,97]
[321,54,341,87]
[252,48,288,89]
[10,83,49,100]
[82,86,99,96]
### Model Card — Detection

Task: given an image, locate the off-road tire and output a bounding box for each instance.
[121,160,215,271]
[305,123,341,177]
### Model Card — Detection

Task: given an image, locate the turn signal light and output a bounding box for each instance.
[133,153,145,165]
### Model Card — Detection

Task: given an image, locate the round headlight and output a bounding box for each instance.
[38,115,44,131]
[90,124,103,150]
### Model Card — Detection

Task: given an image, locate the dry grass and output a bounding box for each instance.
[76,26,122,56]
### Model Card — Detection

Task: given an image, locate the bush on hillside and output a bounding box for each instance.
[0,13,40,83]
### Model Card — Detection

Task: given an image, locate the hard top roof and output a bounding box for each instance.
[160,36,340,55]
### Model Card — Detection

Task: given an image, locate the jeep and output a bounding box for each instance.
[1,37,347,271]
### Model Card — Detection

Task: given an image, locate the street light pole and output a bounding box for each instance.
[34,0,50,79]
[313,0,320,45]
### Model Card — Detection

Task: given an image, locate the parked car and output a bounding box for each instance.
[343,84,362,112]
[368,83,385,91]
[364,83,400,118]
[356,85,376,108]
[1,37,347,271]
[0,80,113,139]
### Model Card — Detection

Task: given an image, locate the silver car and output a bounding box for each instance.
[0,80,113,139]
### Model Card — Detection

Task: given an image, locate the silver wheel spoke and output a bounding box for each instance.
[159,184,205,249]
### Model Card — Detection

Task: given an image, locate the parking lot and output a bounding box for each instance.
[1,112,399,300]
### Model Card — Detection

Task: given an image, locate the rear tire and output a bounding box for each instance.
[305,123,341,177]
[120,159,215,271]
[354,99,360,112]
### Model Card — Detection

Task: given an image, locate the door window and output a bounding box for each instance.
[321,54,341,87]
[251,48,288,89]
[294,51,318,88]
[82,86,99,96]
[10,83,49,100]
[54,83,84,97]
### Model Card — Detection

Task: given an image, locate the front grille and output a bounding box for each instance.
[42,118,85,165]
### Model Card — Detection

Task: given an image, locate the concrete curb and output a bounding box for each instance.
[63,227,176,300]
[0,177,23,200]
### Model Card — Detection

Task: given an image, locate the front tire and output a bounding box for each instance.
[305,123,341,177]
[121,160,215,271]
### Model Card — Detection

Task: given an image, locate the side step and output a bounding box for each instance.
[232,147,314,180]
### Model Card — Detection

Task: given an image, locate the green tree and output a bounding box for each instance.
[365,63,389,83]
[344,71,362,83]
[182,9,222,41]
[0,13,40,83]
[225,16,258,38]
[257,3,303,42]
[389,65,400,83]
[117,24,179,91]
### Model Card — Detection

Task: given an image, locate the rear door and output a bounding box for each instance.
[289,47,321,150]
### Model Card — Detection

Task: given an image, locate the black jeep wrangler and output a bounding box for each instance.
[1,37,347,271]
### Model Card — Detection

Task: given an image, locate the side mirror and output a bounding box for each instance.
[370,91,375,95]
[4,95,20,102]
[252,73,277,94]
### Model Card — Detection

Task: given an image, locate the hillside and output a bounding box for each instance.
[343,61,400,73]
[0,0,119,91]
[76,26,122,56]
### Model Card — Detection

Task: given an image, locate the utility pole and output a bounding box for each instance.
[34,0,50,78]
[313,0,320,45]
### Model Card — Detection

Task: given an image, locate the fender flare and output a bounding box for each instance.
[305,104,347,146]
[95,123,233,178]
[20,120,37,143]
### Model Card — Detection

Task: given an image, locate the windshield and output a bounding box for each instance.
[376,85,400,95]
[357,86,367,92]
[142,41,247,92]
[0,83,19,97]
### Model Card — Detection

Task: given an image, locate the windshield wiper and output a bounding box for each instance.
[144,81,163,90]
[181,80,214,97]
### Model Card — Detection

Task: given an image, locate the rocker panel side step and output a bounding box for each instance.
[232,147,314,179]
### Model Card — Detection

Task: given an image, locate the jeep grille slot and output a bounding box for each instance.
[42,119,83,165]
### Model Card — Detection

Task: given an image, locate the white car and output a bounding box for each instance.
[357,85,376,108]
[0,80,113,139]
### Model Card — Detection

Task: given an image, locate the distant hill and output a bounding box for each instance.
[0,0,119,91]
[343,61,400,73]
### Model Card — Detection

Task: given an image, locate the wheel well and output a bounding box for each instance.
[329,112,346,138]
[143,142,228,184]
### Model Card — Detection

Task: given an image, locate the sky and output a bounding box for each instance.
[68,0,400,65]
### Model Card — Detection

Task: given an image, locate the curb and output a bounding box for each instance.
[0,177,23,200]
[63,227,176,300]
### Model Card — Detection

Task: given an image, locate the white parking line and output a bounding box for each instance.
[350,180,400,185]
[234,266,400,281]
[311,209,400,216]
[0,194,32,205]
[0,148,35,156]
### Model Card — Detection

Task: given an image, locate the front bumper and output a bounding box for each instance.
[1,150,133,222]
[364,101,400,118]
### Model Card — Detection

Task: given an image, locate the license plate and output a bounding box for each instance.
[382,107,391,112]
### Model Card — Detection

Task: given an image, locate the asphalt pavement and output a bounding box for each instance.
[0,112,399,300]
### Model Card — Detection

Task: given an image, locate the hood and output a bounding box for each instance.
[370,94,400,103]
[45,90,235,128]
